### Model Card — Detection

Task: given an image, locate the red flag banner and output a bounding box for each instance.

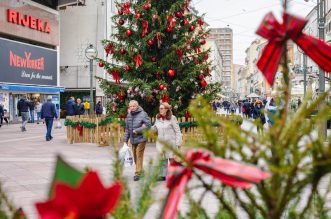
[161,149,270,219]
[256,12,331,85]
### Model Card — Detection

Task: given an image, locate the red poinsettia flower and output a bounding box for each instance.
[35,171,122,219]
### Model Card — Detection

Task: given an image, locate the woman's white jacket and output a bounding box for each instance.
[151,115,182,158]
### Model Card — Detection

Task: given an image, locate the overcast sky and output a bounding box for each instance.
[192,0,316,65]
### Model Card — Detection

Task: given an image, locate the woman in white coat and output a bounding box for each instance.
[152,102,182,181]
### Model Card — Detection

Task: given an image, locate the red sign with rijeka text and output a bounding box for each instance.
[7,9,51,34]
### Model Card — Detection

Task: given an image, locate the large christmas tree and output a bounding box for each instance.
[97,0,220,117]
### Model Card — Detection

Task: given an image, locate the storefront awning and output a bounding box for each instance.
[0,84,65,93]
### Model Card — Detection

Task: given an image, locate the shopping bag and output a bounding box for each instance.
[119,143,134,167]
[54,120,62,129]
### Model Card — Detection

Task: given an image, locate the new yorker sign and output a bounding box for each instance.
[7,9,51,34]
[0,38,57,86]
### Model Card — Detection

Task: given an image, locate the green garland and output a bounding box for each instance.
[64,116,243,129]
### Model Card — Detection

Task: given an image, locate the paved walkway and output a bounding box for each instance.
[0,121,169,218]
[0,120,330,218]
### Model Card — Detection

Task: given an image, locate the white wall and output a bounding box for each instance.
[60,0,113,96]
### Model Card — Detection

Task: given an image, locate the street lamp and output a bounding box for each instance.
[85,44,98,114]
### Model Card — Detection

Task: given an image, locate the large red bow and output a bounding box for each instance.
[133,54,143,68]
[122,2,131,15]
[257,12,331,85]
[168,16,175,28]
[161,149,270,219]
[141,21,149,38]
[109,70,120,84]
[76,124,83,136]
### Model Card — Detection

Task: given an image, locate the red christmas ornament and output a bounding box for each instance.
[161,95,170,103]
[135,13,141,19]
[167,69,176,78]
[166,26,172,33]
[119,48,126,55]
[125,29,133,37]
[118,9,123,15]
[189,25,195,31]
[198,74,204,80]
[151,57,157,62]
[185,111,192,119]
[147,39,154,46]
[143,3,151,10]
[182,20,189,26]
[198,18,204,26]
[118,19,124,25]
[156,72,162,79]
[175,11,183,18]
[98,62,104,68]
[194,59,199,65]
[204,53,209,60]
[124,65,131,71]
[201,39,206,45]
[159,84,166,90]
[201,79,207,88]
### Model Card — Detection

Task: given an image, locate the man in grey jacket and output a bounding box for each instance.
[124,100,151,181]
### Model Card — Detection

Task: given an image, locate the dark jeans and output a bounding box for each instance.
[30,110,34,123]
[45,118,54,139]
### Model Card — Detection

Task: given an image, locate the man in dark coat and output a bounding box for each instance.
[124,100,151,181]
[41,95,58,141]
[17,97,30,132]
[66,97,76,116]
[74,98,84,115]
[95,101,103,116]
[29,100,35,123]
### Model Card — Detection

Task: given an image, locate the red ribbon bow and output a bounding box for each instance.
[156,32,162,48]
[168,16,175,28]
[141,21,149,38]
[256,12,331,85]
[161,149,270,219]
[175,49,183,60]
[133,54,143,68]
[122,2,131,15]
[194,46,201,54]
[104,43,114,56]
[76,124,83,136]
[109,70,120,84]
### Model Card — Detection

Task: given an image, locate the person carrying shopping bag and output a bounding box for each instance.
[151,102,182,181]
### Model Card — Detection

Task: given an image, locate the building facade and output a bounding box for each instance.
[205,39,222,84]
[59,0,115,109]
[0,0,62,121]
[208,28,233,91]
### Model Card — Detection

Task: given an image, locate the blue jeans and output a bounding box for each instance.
[37,112,41,122]
[30,110,34,123]
[45,118,54,139]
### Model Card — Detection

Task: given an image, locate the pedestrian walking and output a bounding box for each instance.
[17,96,30,132]
[35,102,42,124]
[41,96,58,141]
[65,97,75,116]
[0,104,3,128]
[123,100,151,181]
[29,100,35,123]
[74,98,84,116]
[151,102,182,181]
[252,100,266,133]
[95,101,103,116]
[265,97,277,126]
[297,98,302,108]
[83,100,90,115]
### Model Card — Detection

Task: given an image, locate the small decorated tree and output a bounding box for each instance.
[97,0,220,117]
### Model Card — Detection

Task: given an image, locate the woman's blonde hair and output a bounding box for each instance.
[156,102,173,120]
